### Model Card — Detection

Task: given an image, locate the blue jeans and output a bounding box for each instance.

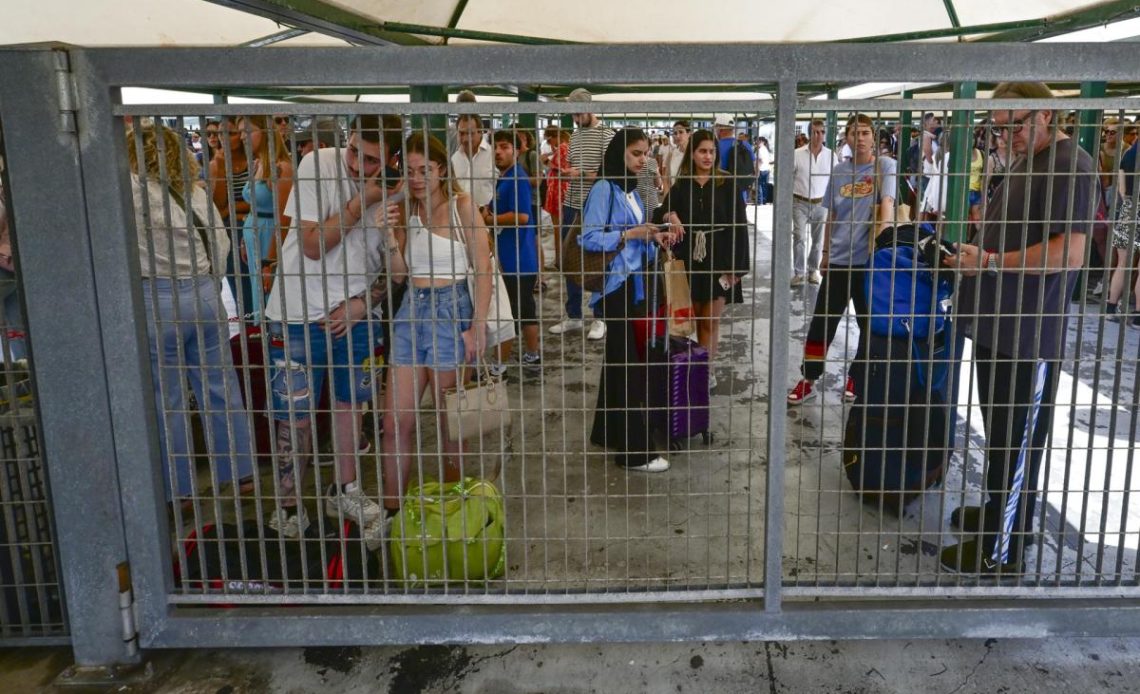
[142,277,255,500]
[267,320,375,421]
[562,204,583,320]
[390,281,473,370]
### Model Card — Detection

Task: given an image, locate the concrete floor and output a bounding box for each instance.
[6,637,1140,693]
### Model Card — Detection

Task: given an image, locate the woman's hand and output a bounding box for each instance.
[652,229,679,249]
[321,296,368,338]
[461,323,486,363]
[664,211,686,241]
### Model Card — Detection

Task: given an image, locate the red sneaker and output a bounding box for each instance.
[844,376,857,402]
[787,379,817,405]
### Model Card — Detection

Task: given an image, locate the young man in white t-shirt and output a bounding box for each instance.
[263,114,403,537]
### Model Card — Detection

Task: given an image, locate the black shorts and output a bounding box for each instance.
[501,273,538,328]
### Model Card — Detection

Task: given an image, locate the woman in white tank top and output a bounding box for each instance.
[379,133,493,517]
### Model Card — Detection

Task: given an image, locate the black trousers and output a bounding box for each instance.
[802,264,869,381]
[589,281,661,466]
[972,345,1059,565]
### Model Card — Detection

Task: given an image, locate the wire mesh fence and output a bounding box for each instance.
[127,107,771,602]
[0,155,67,639]
[121,97,1140,605]
[783,102,1140,592]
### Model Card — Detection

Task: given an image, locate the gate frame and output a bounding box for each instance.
[1,42,1139,662]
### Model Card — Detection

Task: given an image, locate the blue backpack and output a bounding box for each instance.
[865,224,954,342]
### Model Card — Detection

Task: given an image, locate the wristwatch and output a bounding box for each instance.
[985,251,1000,277]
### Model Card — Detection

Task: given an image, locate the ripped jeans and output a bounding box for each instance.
[267,321,376,496]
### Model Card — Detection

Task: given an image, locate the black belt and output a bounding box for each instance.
[793,194,823,204]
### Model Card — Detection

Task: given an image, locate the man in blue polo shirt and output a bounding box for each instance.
[715,113,755,201]
[483,130,541,373]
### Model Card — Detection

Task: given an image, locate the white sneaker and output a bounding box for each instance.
[808,270,822,285]
[708,373,718,391]
[362,513,394,552]
[549,318,584,335]
[790,275,806,287]
[587,320,606,340]
[267,507,310,538]
[626,456,670,473]
[1092,280,1104,297]
[324,483,382,525]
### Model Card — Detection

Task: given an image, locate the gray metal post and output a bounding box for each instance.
[763,79,796,612]
[68,48,175,653]
[0,48,137,667]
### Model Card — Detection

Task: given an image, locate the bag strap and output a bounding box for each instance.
[166,184,215,273]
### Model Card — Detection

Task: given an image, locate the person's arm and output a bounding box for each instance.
[299,174,384,260]
[263,161,295,268]
[207,157,229,219]
[820,209,835,269]
[1118,168,1127,201]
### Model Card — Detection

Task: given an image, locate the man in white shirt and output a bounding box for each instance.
[791,119,836,286]
[450,113,495,212]
[263,114,402,538]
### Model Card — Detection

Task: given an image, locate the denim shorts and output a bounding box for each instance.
[390,281,473,371]
[267,321,375,421]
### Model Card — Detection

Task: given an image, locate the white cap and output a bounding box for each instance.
[713,113,735,128]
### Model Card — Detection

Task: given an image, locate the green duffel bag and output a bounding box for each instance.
[390,478,505,586]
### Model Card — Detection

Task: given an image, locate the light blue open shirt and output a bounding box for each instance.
[579,180,657,308]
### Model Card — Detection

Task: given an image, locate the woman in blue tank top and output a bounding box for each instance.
[237,115,293,319]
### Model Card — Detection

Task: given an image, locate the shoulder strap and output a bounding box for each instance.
[166,185,214,273]
[449,197,476,273]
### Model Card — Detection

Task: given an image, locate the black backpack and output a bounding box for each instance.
[728,141,755,180]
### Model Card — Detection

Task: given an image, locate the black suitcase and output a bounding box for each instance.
[175,519,382,593]
[843,325,961,514]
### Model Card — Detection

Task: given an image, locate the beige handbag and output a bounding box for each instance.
[443,364,510,442]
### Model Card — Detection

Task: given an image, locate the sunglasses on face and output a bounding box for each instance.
[273,117,290,126]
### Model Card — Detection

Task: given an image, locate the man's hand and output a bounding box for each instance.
[321,296,367,338]
[943,242,984,277]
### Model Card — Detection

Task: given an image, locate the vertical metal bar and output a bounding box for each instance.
[944,82,976,244]
[68,51,176,650]
[0,48,137,665]
[764,80,796,612]
[1077,82,1106,157]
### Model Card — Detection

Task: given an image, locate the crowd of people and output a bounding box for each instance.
[124,79,1139,576]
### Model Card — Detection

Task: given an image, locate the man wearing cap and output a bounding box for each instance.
[715,114,754,201]
[550,87,614,341]
[293,117,342,161]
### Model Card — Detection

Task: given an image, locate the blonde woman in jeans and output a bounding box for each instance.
[127,122,255,505]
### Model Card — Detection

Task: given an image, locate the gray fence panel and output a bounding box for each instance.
[0,49,134,664]
[1,43,1139,660]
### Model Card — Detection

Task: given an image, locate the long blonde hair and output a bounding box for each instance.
[126,122,198,200]
[238,115,290,181]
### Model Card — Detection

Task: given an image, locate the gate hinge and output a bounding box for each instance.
[53,50,78,134]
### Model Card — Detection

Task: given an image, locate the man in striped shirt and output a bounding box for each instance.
[550,88,614,341]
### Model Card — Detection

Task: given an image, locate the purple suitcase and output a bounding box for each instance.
[649,336,712,448]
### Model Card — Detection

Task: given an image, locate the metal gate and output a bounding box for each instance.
[0,43,1138,666]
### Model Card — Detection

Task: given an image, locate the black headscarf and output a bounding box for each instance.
[596,127,646,193]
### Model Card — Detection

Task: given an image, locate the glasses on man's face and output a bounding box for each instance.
[990,113,1035,139]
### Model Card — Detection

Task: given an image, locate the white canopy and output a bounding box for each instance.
[2,0,1137,47]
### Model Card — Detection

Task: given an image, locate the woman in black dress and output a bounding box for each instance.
[654,129,750,388]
